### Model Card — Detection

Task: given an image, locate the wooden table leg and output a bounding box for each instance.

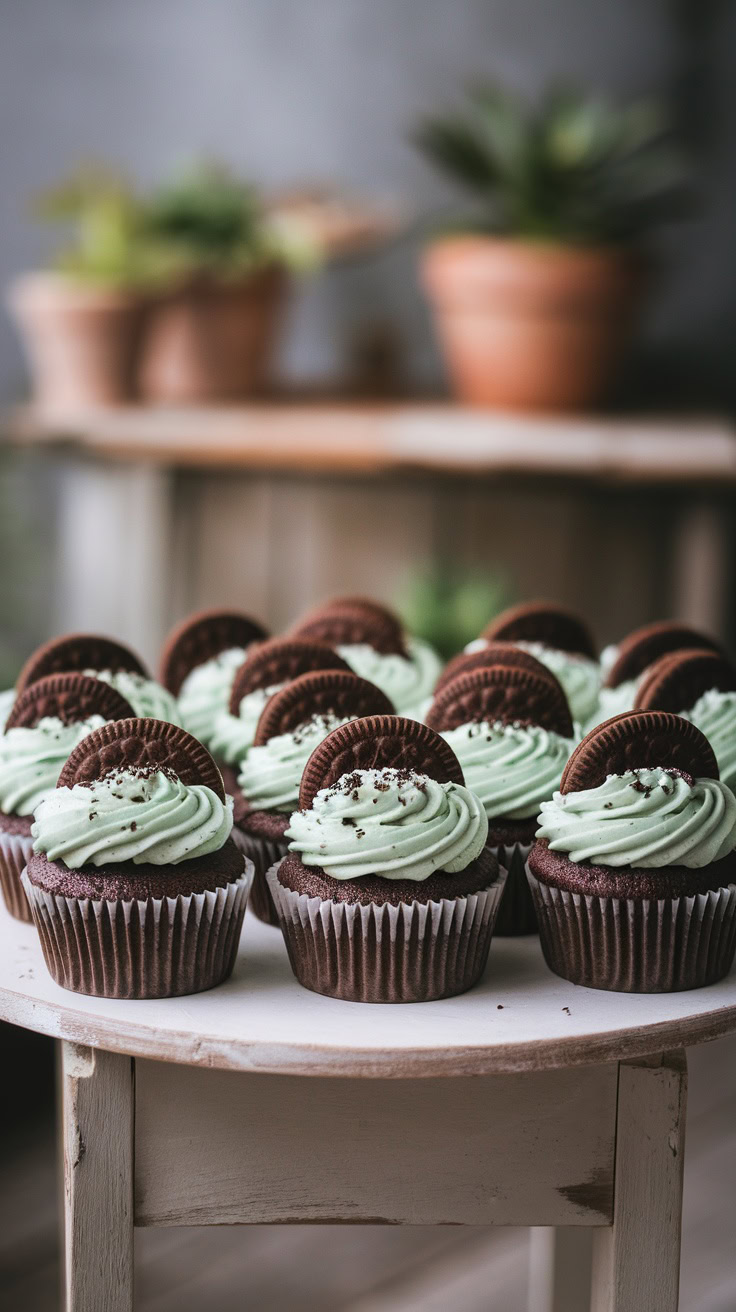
[61,1042,134,1312]
[591,1052,687,1312]
[528,1227,593,1312]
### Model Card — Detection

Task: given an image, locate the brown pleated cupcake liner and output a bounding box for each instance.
[21,864,252,999]
[232,826,288,926]
[489,841,536,937]
[0,829,34,922]
[267,860,507,1003]
[527,868,736,993]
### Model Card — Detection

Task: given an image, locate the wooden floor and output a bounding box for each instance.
[1,1036,734,1311]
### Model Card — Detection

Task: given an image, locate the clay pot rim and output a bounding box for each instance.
[8,271,143,312]
[422,233,642,266]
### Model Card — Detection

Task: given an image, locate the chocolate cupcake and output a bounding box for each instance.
[16,632,181,725]
[589,620,723,731]
[0,674,134,921]
[426,652,576,935]
[234,669,393,924]
[468,602,600,726]
[268,715,502,1002]
[23,719,250,999]
[291,596,442,720]
[528,711,736,992]
[160,609,268,750]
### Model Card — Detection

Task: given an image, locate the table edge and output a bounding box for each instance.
[2,982,735,1077]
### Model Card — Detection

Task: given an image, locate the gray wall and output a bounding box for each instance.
[1,0,734,403]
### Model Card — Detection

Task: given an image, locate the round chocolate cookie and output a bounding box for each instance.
[426,663,573,737]
[17,634,147,693]
[159,609,269,695]
[481,602,596,660]
[291,599,407,657]
[633,648,736,714]
[57,717,226,800]
[276,843,498,907]
[434,643,553,696]
[253,670,393,746]
[299,715,465,809]
[604,620,722,689]
[5,673,134,731]
[229,639,350,715]
[560,710,718,795]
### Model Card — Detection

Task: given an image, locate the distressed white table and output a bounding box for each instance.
[2,904,736,1312]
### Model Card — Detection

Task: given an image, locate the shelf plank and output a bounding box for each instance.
[5,403,736,484]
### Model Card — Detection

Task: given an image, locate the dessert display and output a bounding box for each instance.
[269,715,502,1002]
[529,711,736,992]
[159,609,268,749]
[234,669,393,923]
[3,596,735,1006]
[591,620,723,730]
[16,631,181,724]
[24,718,250,998]
[467,601,600,725]
[0,673,134,921]
[291,596,442,719]
[426,648,576,934]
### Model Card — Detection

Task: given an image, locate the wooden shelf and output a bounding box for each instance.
[5,402,736,485]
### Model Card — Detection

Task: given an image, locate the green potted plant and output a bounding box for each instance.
[8,169,148,412]
[138,163,312,403]
[415,84,689,411]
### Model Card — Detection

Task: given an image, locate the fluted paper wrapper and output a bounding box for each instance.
[232,826,287,926]
[528,868,736,993]
[0,830,34,922]
[22,864,252,999]
[489,841,536,937]
[267,861,507,1003]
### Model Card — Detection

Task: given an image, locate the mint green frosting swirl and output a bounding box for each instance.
[178,647,248,747]
[464,638,599,723]
[441,720,576,820]
[286,767,488,881]
[87,669,181,726]
[0,688,15,732]
[238,713,351,812]
[337,637,441,713]
[209,683,285,765]
[584,677,638,734]
[514,641,600,724]
[536,767,736,868]
[0,715,106,816]
[32,768,233,866]
[685,689,736,792]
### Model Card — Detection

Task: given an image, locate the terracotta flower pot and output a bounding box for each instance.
[421,237,643,412]
[139,268,285,404]
[7,273,144,415]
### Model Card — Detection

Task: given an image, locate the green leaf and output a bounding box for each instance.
[414,117,499,190]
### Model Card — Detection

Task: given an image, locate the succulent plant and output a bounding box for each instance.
[140,162,316,280]
[33,161,316,287]
[415,83,690,245]
[398,565,513,660]
[33,167,147,286]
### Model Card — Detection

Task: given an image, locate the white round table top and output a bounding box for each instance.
[2,904,736,1077]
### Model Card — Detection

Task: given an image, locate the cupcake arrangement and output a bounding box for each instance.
[2,596,736,1003]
